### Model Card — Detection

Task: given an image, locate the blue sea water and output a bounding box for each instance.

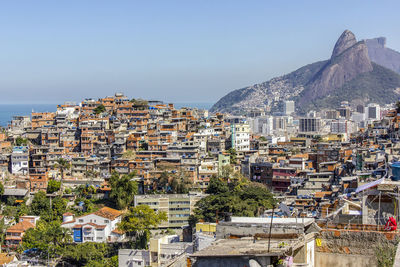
[0,104,56,127]
[0,102,214,127]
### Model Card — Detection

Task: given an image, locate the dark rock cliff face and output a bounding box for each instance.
[366,37,400,74]
[298,39,373,106]
[211,30,400,114]
[331,30,357,58]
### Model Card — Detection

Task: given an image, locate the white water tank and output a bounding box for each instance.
[62,212,74,223]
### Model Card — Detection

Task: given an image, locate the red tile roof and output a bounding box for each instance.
[6,221,35,233]
[111,228,125,235]
[74,222,106,229]
[93,207,122,220]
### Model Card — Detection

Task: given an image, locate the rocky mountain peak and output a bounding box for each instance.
[366,37,386,48]
[211,30,400,115]
[331,30,357,58]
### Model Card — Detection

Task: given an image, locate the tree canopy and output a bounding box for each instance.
[191,177,275,224]
[118,205,167,249]
[15,136,28,146]
[30,191,67,222]
[109,172,138,209]
[93,104,106,115]
[228,148,237,164]
[154,171,193,194]
[119,205,167,233]
[23,220,71,257]
[47,180,61,194]
[61,242,117,267]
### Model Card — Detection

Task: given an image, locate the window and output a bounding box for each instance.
[79,219,84,223]
[104,220,109,223]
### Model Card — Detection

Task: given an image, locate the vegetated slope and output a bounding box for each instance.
[210,60,327,114]
[211,30,400,114]
[297,63,400,113]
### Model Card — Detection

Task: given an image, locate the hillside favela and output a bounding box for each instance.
[2,2,400,267]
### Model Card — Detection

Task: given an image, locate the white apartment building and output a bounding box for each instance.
[61,207,124,243]
[249,117,273,135]
[11,146,29,175]
[366,103,381,121]
[231,123,250,151]
[283,101,295,115]
[273,116,287,132]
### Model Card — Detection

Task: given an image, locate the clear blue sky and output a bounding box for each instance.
[1,0,400,104]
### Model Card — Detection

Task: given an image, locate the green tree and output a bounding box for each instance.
[259,136,267,142]
[30,191,50,216]
[228,148,237,164]
[23,220,71,258]
[6,196,17,206]
[193,180,275,223]
[206,176,229,194]
[47,180,61,194]
[139,141,148,151]
[93,104,106,115]
[30,191,67,222]
[169,173,193,194]
[61,242,114,266]
[0,181,4,195]
[118,205,167,249]
[109,172,138,209]
[55,158,71,195]
[130,99,149,110]
[15,136,28,146]
[0,218,6,247]
[375,240,399,267]
[3,203,28,222]
[157,171,169,191]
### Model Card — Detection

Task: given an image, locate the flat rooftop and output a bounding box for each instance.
[228,217,314,227]
[191,237,302,258]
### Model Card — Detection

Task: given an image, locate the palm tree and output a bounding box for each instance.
[55,158,70,196]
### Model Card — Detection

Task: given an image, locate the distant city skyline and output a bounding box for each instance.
[1,0,400,104]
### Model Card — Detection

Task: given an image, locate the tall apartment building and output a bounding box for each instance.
[325,110,339,120]
[273,116,287,131]
[330,119,348,134]
[250,161,273,187]
[134,193,206,228]
[356,105,365,114]
[230,123,250,151]
[249,117,273,135]
[337,107,351,119]
[283,101,295,115]
[299,118,321,133]
[11,146,29,175]
[366,103,381,121]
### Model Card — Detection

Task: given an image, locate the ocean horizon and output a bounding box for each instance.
[0,102,214,127]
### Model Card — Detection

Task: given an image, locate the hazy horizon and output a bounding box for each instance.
[1,1,400,104]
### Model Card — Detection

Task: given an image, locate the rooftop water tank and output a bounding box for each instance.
[62,212,74,223]
[391,162,400,181]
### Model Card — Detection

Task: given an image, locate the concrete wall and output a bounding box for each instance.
[316,230,400,267]
[316,252,375,267]
[191,256,271,267]
[216,223,304,239]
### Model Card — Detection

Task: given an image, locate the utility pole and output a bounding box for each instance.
[267,206,275,253]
